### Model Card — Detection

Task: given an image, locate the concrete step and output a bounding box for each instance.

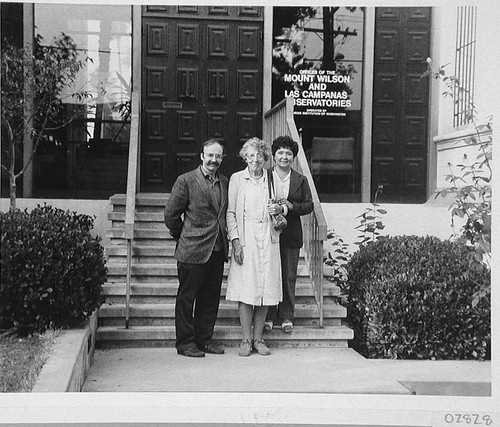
[96,325,354,348]
[110,194,169,214]
[107,228,173,240]
[106,262,312,278]
[109,211,166,227]
[107,264,179,277]
[107,255,176,265]
[106,245,176,263]
[106,257,311,271]
[102,281,340,304]
[98,302,347,328]
[102,281,340,297]
[106,246,176,257]
[98,301,348,317]
[106,243,307,260]
[106,241,307,255]
[110,193,169,207]
[100,317,342,328]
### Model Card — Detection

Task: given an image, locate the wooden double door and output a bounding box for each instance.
[141,6,264,192]
[371,7,431,203]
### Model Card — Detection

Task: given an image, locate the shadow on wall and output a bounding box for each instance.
[399,380,491,396]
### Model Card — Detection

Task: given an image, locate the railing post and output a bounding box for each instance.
[317,235,324,328]
[123,5,142,328]
[125,239,132,329]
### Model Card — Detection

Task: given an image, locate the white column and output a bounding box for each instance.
[262,7,273,121]
[360,7,375,202]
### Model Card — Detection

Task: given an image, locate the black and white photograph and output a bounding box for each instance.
[0,0,498,425]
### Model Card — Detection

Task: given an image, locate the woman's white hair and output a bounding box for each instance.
[239,137,271,161]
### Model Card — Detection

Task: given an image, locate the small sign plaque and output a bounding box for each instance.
[162,102,182,109]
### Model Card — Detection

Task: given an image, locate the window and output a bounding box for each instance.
[272,7,365,202]
[33,4,132,199]
[454,6,477,127]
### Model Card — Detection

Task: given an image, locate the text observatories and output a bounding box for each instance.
[284,69,352,116]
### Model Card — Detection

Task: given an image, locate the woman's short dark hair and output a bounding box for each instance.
[272,135,298,157]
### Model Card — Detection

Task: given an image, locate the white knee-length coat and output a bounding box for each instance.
[225,168,282,306]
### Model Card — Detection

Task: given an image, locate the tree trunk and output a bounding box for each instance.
[7,127,17,211]
[9,172,17,211]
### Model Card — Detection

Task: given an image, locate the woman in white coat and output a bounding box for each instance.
[226,137,283,357]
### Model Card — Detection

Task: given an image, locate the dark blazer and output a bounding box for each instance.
[279,168,313,249]
[164,166,229,264]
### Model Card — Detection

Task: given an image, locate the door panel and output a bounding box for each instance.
[371,7,430,203]
[141,6,263,192]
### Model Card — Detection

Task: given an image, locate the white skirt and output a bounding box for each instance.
[226,218,282,306]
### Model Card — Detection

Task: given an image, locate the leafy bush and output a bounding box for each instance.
[0,204,106,335]
[423,60,492,305]
[346,235,490,360]
[324,186,387,303]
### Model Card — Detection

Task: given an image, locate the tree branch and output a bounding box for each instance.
[44,109,84,131]
[14,109,50,180]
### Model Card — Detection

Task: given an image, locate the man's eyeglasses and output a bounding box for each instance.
[203,153,225,160]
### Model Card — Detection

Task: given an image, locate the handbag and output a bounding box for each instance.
[267,169,287,232]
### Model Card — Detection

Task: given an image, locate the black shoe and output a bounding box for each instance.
[177,347,205,357]
[197,342,225,354]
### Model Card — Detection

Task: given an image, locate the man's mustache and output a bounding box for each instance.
[208,161,220,166]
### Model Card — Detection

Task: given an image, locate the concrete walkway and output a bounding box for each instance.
[82,347,491,396]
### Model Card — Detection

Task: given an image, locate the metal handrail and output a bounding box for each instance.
[123,90,139,329]
[123,6,142,328]
[263,97,328,327]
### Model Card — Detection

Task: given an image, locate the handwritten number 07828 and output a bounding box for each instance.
[443,413,492,425]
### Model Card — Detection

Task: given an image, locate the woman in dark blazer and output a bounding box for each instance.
[265,135,313,333]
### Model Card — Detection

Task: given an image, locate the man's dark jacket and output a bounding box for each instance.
[164,166,229,264]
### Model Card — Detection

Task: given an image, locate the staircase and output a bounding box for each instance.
[96,193,354,348]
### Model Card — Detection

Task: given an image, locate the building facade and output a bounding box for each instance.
[0,3,494,205]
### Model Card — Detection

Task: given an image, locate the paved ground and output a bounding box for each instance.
[82,347,491,396]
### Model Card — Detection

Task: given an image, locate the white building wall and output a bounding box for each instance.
[430,5,495,191]
[0,199,111,246]
[322,201,455,255]
[431,5,496,136]
[474,7,499,127]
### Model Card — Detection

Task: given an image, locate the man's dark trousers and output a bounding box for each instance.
[175,250,225,351]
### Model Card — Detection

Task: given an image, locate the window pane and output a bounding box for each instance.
[272,7,365,202]
[33,4,131,199]
[454,6,477,127]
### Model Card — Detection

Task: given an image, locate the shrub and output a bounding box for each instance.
[0,204,106,335]
[423,59,492,306]
[346,235,490,360]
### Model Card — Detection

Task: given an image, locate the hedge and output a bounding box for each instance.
[1,204,106,335]
[345,235,490,360]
